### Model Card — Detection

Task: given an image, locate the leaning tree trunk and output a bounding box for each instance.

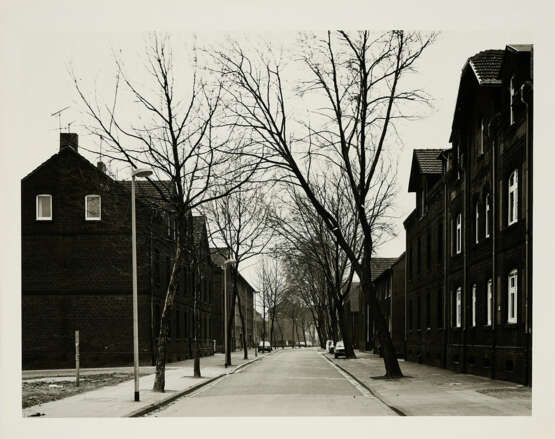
[360,247,403,378]
[153,243,183,392]
[236,292,248,360]
[336,301,356,359]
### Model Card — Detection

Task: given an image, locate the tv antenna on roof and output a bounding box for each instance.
[50,106,70,133]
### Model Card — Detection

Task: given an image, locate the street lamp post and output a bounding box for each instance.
[223,258,236,367]
[131,167,152,402]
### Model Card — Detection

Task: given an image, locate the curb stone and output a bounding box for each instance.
[320,352,407,416]
[128,355,263,417]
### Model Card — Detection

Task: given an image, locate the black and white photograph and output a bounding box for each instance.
[1,1,553,438]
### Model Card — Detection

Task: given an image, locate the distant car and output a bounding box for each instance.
[334,341,345,358]
[326,340,335,354]
[258,341,272,352]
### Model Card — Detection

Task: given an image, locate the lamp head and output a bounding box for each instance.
[132,168,153,178]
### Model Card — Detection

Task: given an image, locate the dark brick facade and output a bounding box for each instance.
[404,45,532,385]
[22,136,221,369]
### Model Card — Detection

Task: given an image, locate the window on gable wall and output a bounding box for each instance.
[475,201,480,244]
[508,269,518,324]
[510,75,516,126]
[36,194,52,220]
[487,278,493,326]
[508,170,518,226]
[456,213,462,254]
[485,194,491,238]
[480,118,485,155]
[471,284,477,327]
[420,185,426,218]
[455,287,462,328]
[85,195,101,221]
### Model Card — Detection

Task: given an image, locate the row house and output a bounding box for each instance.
[404,45,532,385]
[348,257,403,353]
[22,133,223,369]
[209,248,255,353]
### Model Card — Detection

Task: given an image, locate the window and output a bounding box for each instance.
[409,300,413,330]
[508,269,518,324]
[417,238,421,274]
[85,195,101,220]
[475,202,479,244]
[510,75,516,125]
[420,187,426,218]
[456,213,462,254]
[508,170,518,226]
[487,278,493,326]
[485,194,491,238]
[437,289,443,328]
[427,233,432,270]
[480,118,485,155]
[154,250,160,285]
[455,287,462,328]
[426,293,431,329]
[176,309,180,338]
[36,194,52,220]
[438,223,443,262]
[471,284,477,327]
[408,247,413,280]
[167,215,171,237]
[417,295,421,329]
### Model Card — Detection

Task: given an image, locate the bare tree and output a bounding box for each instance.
[213,31,435,377]
[73,34,258,391]
[204,183,274,363]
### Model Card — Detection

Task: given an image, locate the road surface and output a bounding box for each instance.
[148,348,396,416]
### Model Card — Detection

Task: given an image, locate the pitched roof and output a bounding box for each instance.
[118,180,174,211]
[468,49,504,85]
[370,257,398,282]
[408,149,445,192]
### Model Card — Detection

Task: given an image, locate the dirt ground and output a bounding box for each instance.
[22,373,148,408]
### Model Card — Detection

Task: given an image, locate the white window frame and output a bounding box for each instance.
[85,194,101,221]
[510,75,516,126]
[456,287,462,328]
[485,194,490,238]
[508,269,518,324]
[487,278,493,326]
[471,284,477,327]
[456,213,462,254]
[480,118,485,155]
[475,202,480,244]
[508,170,518,226]
[36,194,53,221]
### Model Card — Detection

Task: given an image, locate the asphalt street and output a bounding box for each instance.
[148,348,396,416]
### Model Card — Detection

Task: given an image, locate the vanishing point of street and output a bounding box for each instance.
[148,349,395,416]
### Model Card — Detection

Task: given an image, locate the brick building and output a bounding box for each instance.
[209,248,255,353]
[22,134,220,369]
[404,45,532,384]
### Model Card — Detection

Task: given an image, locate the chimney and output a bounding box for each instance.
[97,161,107,173]
[60,133,78,152]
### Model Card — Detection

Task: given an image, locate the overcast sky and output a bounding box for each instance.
[1,28,535,288]
[1,1,554,437]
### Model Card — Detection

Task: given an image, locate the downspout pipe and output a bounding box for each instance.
[521,80,532,386]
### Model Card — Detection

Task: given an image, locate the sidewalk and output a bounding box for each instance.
[325,350,531,416]
[23,349,265,417]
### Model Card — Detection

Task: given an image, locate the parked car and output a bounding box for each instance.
[258,341,272,352]
[326,340,335,354]
[334,341,345,358]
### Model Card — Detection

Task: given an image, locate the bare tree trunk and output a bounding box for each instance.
[226,273,238,367]
[236,292,248,360]
[193,279,201,378]
[336,300,356,359]
[153,243,183,392]
[360,250,402,378]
